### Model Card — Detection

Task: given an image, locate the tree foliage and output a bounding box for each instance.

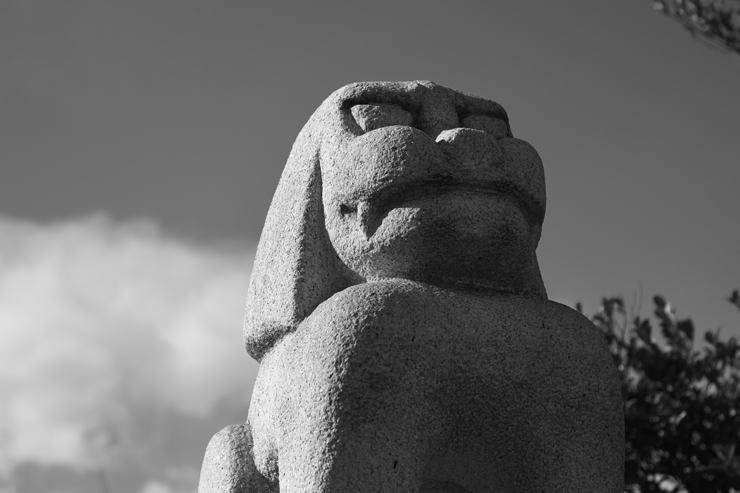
[584,290,740,492]
[652,0,740,55]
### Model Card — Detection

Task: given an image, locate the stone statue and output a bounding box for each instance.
[198,81,624,492]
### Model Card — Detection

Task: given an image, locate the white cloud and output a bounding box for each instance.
[0,213,256,475]
[138,466,200,493]
[139,481,173,493]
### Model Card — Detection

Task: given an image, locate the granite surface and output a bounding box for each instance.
[198,81,624,493]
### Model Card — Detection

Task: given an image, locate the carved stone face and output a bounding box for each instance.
[319,81,546,294]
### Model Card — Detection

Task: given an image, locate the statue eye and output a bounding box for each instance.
[350,104,414,132]
[462,115,508,139]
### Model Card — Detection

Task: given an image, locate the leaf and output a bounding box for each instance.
[637,319,653,344]
[669,410,687,425]
[729,289,740,310]
[654,295,668,309]
[677,318,695,342]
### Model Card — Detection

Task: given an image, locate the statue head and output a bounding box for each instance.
[245,81,547,360]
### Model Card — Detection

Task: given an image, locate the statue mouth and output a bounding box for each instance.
[344,177,545,239]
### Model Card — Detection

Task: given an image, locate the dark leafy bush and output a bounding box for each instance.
[652,0,740,55]
[584,290,740,492]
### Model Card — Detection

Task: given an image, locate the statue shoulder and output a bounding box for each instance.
[541,299,616,370]
[309,279,443,323]
[542,299,603,335]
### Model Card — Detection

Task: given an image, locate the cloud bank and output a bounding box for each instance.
[0,213,256,489]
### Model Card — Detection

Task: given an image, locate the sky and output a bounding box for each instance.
[1,0,739,492]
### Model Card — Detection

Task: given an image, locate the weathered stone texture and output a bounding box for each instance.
[199,81,624,492]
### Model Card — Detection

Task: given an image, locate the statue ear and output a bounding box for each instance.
[244,120,351,361]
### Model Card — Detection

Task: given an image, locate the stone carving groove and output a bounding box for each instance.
[198,81,624,493]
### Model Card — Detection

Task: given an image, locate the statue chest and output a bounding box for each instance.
[267,279,611,409]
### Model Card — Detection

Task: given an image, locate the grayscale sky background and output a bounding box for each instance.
[2,1,739,492]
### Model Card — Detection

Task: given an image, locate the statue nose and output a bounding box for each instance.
[435,128,503,169]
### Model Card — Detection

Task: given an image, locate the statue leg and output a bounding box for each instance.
[253,324,439,493]
[198,422,279,493]
[276,380,435,493]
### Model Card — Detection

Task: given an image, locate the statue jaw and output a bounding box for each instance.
[348,176,544,240]
[327,188,540,294]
